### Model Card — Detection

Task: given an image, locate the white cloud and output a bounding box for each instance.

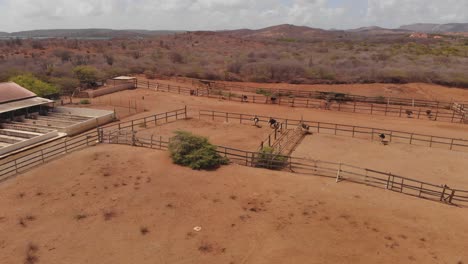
[366,0,468,27]
[0,0,467,32]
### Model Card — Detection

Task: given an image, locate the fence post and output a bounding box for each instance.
[212,111,215,121]
[334,124,338,135]
[370,104,373,115]
[399,105,402,117]
[389,131,393,142]
[440,185,447,201]
[64,139,68,153]
[317,122,320,133]
[185,106,187,119]
[336,163,342,183]
[160,136,162,149]
[268,135,271,147]
[226,112,228,123]
[352,127,355,137]
[371,128,374,141]
[450,139,454,150]
[448,189,455,204]
[353,101,356,112]
[409,133,414,145]
[131,120,134,131]
[166,112,168,123]
[240,114,242,124]
[150,135,153,149]
[386,173,392,189]
[14,159,18,174]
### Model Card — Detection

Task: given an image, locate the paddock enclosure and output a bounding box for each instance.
[1,79,468,264]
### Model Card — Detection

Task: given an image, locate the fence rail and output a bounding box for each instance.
[0,131,99,181]
[199,109,468,152]
[137,79,467,124]
[100,107,187,133]
[0,108,188,181]
[100,131,468,207]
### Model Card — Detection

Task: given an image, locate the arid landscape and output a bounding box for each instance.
[1,77,468,263]
[2,2,468,263]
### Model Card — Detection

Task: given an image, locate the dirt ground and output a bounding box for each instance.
[84,88,467,139]
[293,133,468,188]
[157,78,468,102]
[3,82,467,264]
[0,144,467,264]
[136,118,272,151]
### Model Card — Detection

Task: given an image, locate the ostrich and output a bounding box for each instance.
[269,118,279,129]
[405,110,413,118]
[252,116,260,127]
[426,110,433,119]
[270,96,277,104]
[242,95,248,102]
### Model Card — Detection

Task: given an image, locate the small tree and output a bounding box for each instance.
[255,147,288,170]
[73,65,99,86]
[168,131,228,170]
[9,74,59,97]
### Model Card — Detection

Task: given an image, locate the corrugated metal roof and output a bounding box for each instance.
[0,97,53,114]
[0,82,37,104]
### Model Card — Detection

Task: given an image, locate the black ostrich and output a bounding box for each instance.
[269,118,279,129]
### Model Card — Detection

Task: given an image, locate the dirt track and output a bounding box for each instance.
[1,144,467,264]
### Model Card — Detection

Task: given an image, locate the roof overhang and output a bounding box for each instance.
[0,97,54,115]
[113,76,136,80]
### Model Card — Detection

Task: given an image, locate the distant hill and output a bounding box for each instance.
[0,29,183,39]
[348,26,410,35]
[221,24,345,40]
[399,23,468,33]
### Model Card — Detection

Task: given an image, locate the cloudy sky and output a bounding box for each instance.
[1,0,468,32]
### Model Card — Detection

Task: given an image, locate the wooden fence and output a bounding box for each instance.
[137,80,466,124]
[0,108,187,181]
[0,131,99,181]
[171,76,468,108]
[199,109,468,152]
[99,131,468,207]
[99,107,187,134]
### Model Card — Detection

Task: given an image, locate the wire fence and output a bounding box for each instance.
[199,109,468,152]
[137,79,467,124]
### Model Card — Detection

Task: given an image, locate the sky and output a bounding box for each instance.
[0,0,468,32]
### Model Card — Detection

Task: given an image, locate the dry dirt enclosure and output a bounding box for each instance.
[2,81,468,264]
[0,144,467,264]
[135,118,272,151]
[293,133,468,188]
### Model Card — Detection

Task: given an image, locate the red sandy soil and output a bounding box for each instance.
[136,118,272,151]
[80,88,467,140]
[0,144,467,264]
[293,133,468,188]
[157,78,468,102]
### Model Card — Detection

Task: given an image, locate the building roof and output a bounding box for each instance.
[0,97,53,115]
[0,82,37,104]
[112,76,136,80]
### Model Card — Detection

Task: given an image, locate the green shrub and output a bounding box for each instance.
[9,74,59,97]
[168,131,228,170]
[255,147,288,170]
[80,99,90,104]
